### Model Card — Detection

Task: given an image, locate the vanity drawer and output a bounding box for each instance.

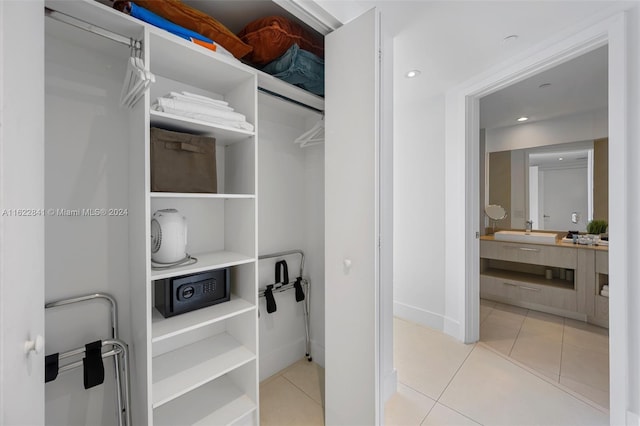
[480,274,578,312]
[480,240,577,269]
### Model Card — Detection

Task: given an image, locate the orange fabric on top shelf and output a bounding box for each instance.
[130,0,252,59]
[238,16,324,65]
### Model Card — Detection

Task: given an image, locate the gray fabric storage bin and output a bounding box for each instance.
[150,127,217,193]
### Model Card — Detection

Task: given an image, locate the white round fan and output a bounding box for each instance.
[150,209,187,264]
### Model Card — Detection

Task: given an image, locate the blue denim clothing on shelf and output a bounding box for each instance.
[261,44,325,96]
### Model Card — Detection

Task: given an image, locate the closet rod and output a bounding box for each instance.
[44,7,141,49]
[258,87,324,115]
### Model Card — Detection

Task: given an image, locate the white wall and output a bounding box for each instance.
[485,108,607,153]
[257,95,325,380]
[44,31,132,426]
[393,94,447,329]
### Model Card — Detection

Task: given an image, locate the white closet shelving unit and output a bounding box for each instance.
[44,1,261,424]
[145,25,259,426]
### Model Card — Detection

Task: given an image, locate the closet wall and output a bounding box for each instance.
[44,20,133,426]
[257,94,325,380]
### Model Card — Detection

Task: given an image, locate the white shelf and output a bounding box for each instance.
[148,31,254,93]
[151,251,254,280]
[152,296,255,343]
[257,69,325,112]
[150,192,255,199]
[150,110,254,146]
[152,333,255,408]
[153,376,256,426]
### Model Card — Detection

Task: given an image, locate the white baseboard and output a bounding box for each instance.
[394,301,445,330]
[443,316,461,340]
[628,410,640,426]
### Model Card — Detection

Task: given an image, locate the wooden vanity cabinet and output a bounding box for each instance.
[480,239,608,327]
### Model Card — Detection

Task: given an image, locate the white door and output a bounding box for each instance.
[325,8,380,425]
[0,1,46,424]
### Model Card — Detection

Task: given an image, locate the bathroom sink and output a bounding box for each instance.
[494,230,558,244]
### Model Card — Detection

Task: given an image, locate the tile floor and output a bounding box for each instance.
[260,311,609,426]
[479,299,610,408]
[260,359,325,426]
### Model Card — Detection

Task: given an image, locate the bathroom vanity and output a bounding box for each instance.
[480,236,609,328]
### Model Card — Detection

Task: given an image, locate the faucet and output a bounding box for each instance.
[525,220,533,234]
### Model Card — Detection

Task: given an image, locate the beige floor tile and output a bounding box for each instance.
[421,403,481,426]
[563,319,609,354]
[479,304,493,324]
[560,342,609,392]
[281,359,325,406]
[395,321,474,400]
[439,345,609,426]
[260,371,283,387]
[510,333,562,380]
[384,383,435,426]
[524,310,565,331]
[260,376,324,426]
[479,315,522,355]
[508,312,564,379]
[559,375,610,409]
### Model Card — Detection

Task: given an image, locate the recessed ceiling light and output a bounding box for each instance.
[558,157,564,161]
[517,116,529,122]
[405,70,421,78]
[539,83,552,89]
[503,35,519,44]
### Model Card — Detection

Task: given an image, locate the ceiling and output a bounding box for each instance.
[381,1,623,104]
[528,141,593,168]
[479,45,608,130]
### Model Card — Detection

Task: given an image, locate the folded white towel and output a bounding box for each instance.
[601,290,609,297]
[167,92,234,111]
[155,97,247,122]
[602,285,609,290]
[152,103,254,132]
[181,91,229,106]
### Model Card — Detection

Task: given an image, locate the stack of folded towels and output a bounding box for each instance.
[601,284,609,297]
[152,92,254,132]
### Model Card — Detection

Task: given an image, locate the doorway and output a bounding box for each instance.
[477,46,610,407]
[446,11,629,424]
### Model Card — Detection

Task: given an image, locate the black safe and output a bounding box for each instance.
[154,268,230,318]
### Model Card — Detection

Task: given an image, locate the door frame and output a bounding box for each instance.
[445,10,629,425]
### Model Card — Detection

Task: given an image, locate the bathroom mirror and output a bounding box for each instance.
[485,139,608,232]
